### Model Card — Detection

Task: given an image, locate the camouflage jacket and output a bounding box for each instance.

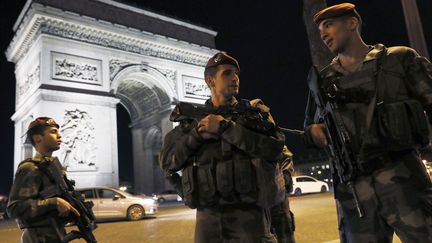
[160,98,286,208]
[7,153,63,228]
[304,44,432,159]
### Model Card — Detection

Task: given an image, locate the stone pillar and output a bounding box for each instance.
[401,0,430,59]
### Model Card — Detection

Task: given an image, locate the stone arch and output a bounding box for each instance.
[111,64,177,105]
[111,65,175,194]
[144,126,162,152]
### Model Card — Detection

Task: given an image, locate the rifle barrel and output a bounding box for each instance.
[279,127,305,135]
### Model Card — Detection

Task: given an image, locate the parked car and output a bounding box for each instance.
[152,190,180,203]
[77,186,158,221]
[291,176,329,196]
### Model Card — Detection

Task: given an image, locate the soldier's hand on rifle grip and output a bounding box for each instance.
[197,114,224,139]
[310,124,328,148]
[56,197,80,217]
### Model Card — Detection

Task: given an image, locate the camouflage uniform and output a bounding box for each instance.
[305,44,432,242]
[160,98,286,243]
[7,153,65,243]
[270,146,296,243]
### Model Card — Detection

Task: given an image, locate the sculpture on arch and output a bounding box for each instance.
[60,109,97,171]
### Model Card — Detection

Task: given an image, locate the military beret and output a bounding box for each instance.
[205,52,240,71]
[28,117,59,132]
[313,3,359,24]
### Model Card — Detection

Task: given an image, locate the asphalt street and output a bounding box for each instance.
[0,193,402,243]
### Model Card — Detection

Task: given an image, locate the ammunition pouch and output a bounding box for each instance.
[196,164,217,206]
[215,158,258,204]
[233,159,257,203]
[376,99,429,148]
[216,160,235,203]
[181,166,198,208]
[252,158,285,208]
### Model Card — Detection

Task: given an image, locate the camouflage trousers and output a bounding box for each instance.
[336,150,432,243]
[194,203,277,243]
[21,226,62,243]
[270,197,296,243]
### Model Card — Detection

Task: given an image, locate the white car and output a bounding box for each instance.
[152,190,180,203]
[291,176,329,196]
[77,186,158,221]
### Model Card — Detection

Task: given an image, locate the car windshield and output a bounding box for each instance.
[124,190,147,197]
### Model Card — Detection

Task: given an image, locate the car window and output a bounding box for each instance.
[296,177,304,182]
[79,189,95,199]
[97,189,117,199]
[304,177,316,182]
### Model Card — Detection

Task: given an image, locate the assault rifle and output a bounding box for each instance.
[170,101,276,134]
[38,158,97,242]
[307,66,364,218]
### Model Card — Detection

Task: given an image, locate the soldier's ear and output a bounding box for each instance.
[33,134,43,144]
[348,17,359,32]
[205,76,215,88]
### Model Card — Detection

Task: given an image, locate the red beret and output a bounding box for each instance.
[313,3,359,24]
[28,117,59,131]
[205,52,240,71]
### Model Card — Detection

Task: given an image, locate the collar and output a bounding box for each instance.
[205,96,238,108]
[327,44,386,75]
[32,153,56,162]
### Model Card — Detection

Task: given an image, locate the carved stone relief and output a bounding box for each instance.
[52,52,102,84]
[38,19,208,66]
[16,66,40,102]
[182,75,210,99]
[60,109,97,171]
[109,58,177,92]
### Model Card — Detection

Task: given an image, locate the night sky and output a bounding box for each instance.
[1,0,431,194]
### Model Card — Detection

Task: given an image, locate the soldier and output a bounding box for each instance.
[7,117,80,243]
[270,146,296,243]
[160,52,287,243]
[304,3,432,242]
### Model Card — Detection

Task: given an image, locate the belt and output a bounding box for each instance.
[359,149,415,175]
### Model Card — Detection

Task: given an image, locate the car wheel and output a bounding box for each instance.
[127,205,145,221]
[158,197,166,203]
[294,188,302,196]
[321,185,327,193]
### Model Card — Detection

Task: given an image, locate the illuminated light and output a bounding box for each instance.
[322,165,325,169]
[119,186,127,191]
[310,172,314,175]
[422,160,427,165]
[326,165,330,169]
[324,179,328,182]
[318,171,322,174]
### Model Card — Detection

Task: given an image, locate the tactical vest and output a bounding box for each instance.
[179,99,285,208]
[320,44,429,162]
[15,159,64,229]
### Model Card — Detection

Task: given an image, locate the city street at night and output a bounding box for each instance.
[0,193,402,243]
[0,1,430,243]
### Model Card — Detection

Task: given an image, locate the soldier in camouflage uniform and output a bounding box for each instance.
[270,146,296,243]
[304,3,432,243]
[7,117,80,243]
[160,52,287,243]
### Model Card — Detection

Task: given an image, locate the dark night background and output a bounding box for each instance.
[0,0,431,194]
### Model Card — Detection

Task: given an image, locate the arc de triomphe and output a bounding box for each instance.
[6,0,217,194]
